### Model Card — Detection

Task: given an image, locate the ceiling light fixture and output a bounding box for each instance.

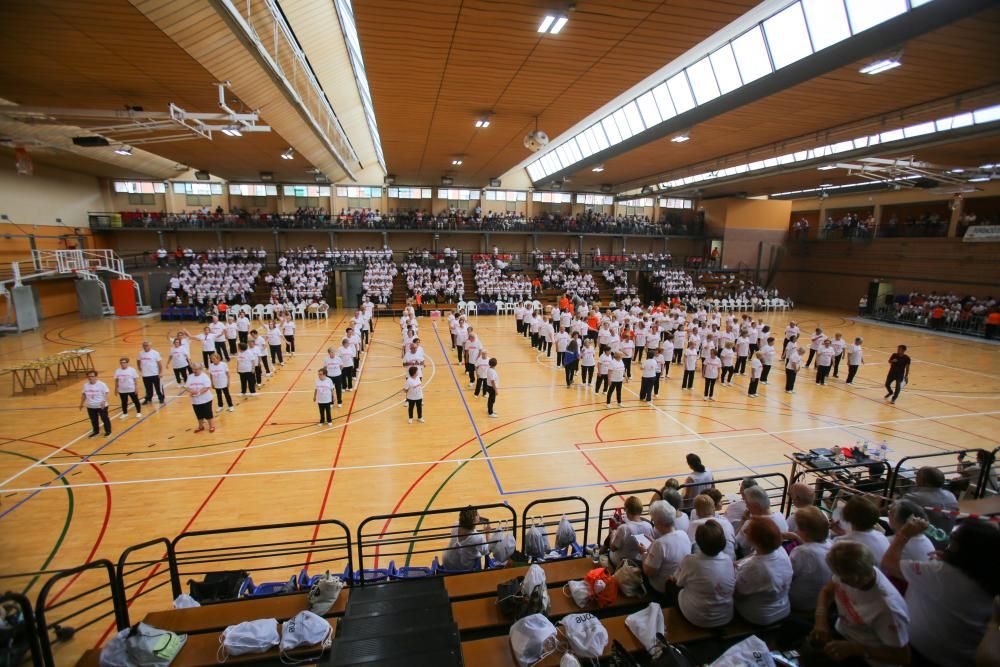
[474,115,492,128]
[592,165,604,172]
[819,183,834,188]
[817,165,837,170]
[220,126,242,137]
[860,52,902,75]
[281,147,294,160]
[451,159,463,166]
[538,14,568,34]
[671,133,690,143]
[949,168,964,173]
[968,175,991,183]
[114,145,133,156]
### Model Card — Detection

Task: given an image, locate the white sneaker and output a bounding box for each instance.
[709,397,716,401]
[119,413,127,420]
[228,406,235,412]
[266,373,272,377]
[136,413,143,419]
[703,396,709,401]
[408,418,413,424]
[337,403,343,408]
[418,418,425,423]
[240,393,247,397]
[488,413,498,418]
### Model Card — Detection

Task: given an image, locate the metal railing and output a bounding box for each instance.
[888,448,992,500]
[790,461,890,512]
[520,496,591,553]
[680,472,789,516]
[867,306,987,337]
[116,538,179,628]
[595,488,662,545]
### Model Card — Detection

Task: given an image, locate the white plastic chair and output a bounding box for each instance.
[466,302,478,317]
[252,304,265,319]
[457,300,467,315]
[317,304,329,320]
[263,304,275,319]
[294,303,307,319]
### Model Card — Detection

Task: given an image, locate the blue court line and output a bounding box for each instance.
[430,323,504,494]
[503,461,790,496]
[0,395,179,520]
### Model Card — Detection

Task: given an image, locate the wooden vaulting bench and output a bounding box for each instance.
[460,607,759,667]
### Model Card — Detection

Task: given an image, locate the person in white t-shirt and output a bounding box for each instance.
[831,332,847,378]
[760,336,776,384]
[113,357,142,420]
[681,341,699,391]
[224,319,238,356]
[463,331,482,388]
[554,328,570,367]
[402,366,424,423]
[208,353,234,413]
[441,506,492,571]
[886,501,934,563]
[682,453,715,500]
[338,338,356,391]
[832,496,890,565]
[676,520,736,628]
[235,343,257,397]
[79,371,111,437]
[785,346,803,394]
[638,355,659,402]
[168,337,191,385]
[688,494,736,559]
[788,506,832,613]
[188,326,219,369]
[815,338,834,386]
[323,346,343,408]
[702,348,721,401]
[734,517,793,626]
[809,541,909,666]
[281,317,297,356]
[473,349,490,398]
[640,500,692,600]
[605,352,627,408]
[595,349,611,395]
[736,486,789,556]
[314,369,335,425]
[881,517,999,667]
[748,351,764,397]
[137,341,164,404]
[184,363,216,433]
[846,337,864,385]
[610,496,655,567]
[579,339,596,387]
[251,329,271,383]
[236,312,251,345]
[485,358,500,418]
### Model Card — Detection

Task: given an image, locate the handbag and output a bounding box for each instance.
[612,560,646,598]
[649,633,696,667]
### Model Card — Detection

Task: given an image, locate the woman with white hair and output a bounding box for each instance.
[640,500,692,601]
[184,363,216,433]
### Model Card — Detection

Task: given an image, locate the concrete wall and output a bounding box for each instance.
[0,161,107,229]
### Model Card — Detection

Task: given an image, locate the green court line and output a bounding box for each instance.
[0,450,74,595]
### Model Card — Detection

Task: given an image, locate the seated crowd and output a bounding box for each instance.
[473,260,533,303]
[165,256,262,307]
[602,265,636,299]
[536,258,599,299]
[887,291,997,331]
[264,253,329,303]
[650,269,704,302]
[322,246,393,265]
[361,261,396,304]
[402,261,465,302]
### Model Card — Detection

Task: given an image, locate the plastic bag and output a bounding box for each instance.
[521,564,551,615]
[584,568,618,608]
[98,628,129,667]
[625,602,664,654]
[613,560,646,598]
[560,613,608,659]
[173,594,200,609]
[562,580,591,608]
[218,618,279,659]
[510,614,559,667]
[524,518,551,559]
[492,521,516,563]
[560,653,582,667]
[710,635,775,667]
[280,611,333,662]
[125,623,187,667]
[555,515,577,550]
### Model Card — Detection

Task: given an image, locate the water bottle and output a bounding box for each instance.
[861,440,869,457]
[590,546,600,565]
[879,439,889,461]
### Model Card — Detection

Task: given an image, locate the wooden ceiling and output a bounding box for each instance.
[0,0,313,182]
[351,0,760,185]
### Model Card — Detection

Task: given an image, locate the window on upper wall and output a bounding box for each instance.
[388,187,433,199]
[484,190,527,201]
[531,192,572,204]
[336,185,381,198]
[229,184,278,197]
[658,198,694,209]
[173,182,223,196]
[437,189,479,201]
[284,185,332,198]
[114,180,165,194]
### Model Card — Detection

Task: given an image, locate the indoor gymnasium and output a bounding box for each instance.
[0,1,998,665]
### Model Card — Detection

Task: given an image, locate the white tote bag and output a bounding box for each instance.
[710,635,775,667]
[562,580,591,608]
[521,563,551,614]
[560,613,608,659]
[510,614,559,667]
[625,602,664,654]
[280,611,334,664]
[218,618,280,661]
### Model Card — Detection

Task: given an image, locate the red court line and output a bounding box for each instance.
[97,314,348,646]
[573,443,619,494]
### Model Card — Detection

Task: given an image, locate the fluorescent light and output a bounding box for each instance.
[451,159,463,166]
[550,16,568,34]
[114,145,132,156]
[817,165,836,170]
[819,183,833,187]
[969,176,991,183]
[538,14,567,34]
[671,133,690,143]
[474,118,491,128]
[949,168,964,173]
[537,15,555,32]
[592,165,604,172]
[860,57,901,75]
[221,126,242,137]
[281,148,294,160]
[980,164,995,169]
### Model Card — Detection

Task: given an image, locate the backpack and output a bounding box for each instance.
[186,570,248,603]
[497,577,549,620]
[0,603,30,667]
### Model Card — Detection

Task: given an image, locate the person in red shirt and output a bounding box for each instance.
[930,306,945,330]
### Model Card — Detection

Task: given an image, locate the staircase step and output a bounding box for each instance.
[346,591,449,618]
[330,627,463,666]
[338,614,456,640]
[346,578,444,603]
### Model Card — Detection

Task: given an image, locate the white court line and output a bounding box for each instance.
[0,377,177,488]
[3,408,995,494]
[23,352,438,470]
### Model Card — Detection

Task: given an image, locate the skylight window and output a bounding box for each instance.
[709,45,742,94]
[763,3,813,69]
[622,101,646,136]
[601,116,623,146]
[588,125,610,152]
[650,83,676,120]
[636,91,663,128]
[666,73,695,114]
[612,108,634,140]
[334,0,385,170]
[686,58,720,104]
[731,27,773,84]
[801,0,851,51]
[844,0,907,33]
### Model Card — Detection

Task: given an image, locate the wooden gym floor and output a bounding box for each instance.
[1,307,997,660]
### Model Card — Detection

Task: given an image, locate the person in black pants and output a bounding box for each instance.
[606,352,625,408]
[785,347,803,394]
[114,358,142,420]
[884,344,911,404]
[563,334,580,387]
[845,337,863,385]
[638,355,658,402]
[761,336,776,384]
[138,341,165,405]
[580,340,596,386]
[236,343,256,397]
[315,369,334,425]
[79,371,111,437]
[485,358,500,417]
[403,366,424,423]
[681,342,697,390]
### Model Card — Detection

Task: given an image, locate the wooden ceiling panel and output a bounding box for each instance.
[353,0,760,183]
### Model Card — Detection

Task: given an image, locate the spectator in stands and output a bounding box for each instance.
[886,500,934,564]
[957,449,999,496]
[783,482,818,537]
[682,453,714,500]
[688,494,736,559]
[832,496,890,564]
[902,466,959,544]
[609,495,654,568]
[810,541,910,666]
[735,517,792,626]
[882,517,999,667]
[788,506,832,614]
[675,520,736,628]
[640,500,691,602]
[441,506,492,571]
[736,486,788,555]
